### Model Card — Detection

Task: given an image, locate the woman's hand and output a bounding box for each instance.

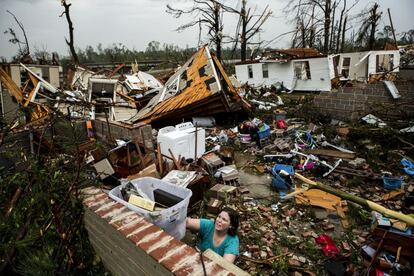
[223,254,236,263]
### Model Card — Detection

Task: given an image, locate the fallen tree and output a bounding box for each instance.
[294,172,414,226]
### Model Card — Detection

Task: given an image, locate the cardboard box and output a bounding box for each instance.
[207,198,223,214]
[128,194,155,211]
[209,184,238,202]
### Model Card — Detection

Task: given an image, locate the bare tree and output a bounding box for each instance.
[4,10,30,58]
[60,0,79,64]
[335,0,346,53]
[232,0,272,61]
[286,0,361,53]
[166,0,226,60]
[355,3,382,50]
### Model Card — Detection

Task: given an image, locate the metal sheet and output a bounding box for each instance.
[383,80,401,99]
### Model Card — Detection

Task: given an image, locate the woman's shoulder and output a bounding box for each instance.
[226,234,239,245]
[199,218,215,232]
[200,218,214,225]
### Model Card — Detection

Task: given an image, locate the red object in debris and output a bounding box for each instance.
[315,234,339,257]
[276,119,287,129]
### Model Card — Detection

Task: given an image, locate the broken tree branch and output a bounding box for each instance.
[6,10,30,56]
[60,0,79,64]
[294,173,414,226]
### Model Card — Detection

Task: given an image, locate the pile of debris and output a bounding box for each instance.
[1,45,413,275]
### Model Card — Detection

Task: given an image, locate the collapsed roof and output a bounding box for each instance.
[130,46,244,124]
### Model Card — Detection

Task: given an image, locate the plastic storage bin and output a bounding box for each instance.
[271,164,294,190]
[109,177,192,240]
[257,124,271,139]
[157,122,205,160]
[382,176,403,190]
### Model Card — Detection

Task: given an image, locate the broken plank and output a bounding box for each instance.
[168,148,181,170]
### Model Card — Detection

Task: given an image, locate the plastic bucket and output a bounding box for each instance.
[109,177,192,240]
[271,164,294,190]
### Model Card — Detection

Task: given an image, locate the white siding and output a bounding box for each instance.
[292,57,331,91]
[49,67,60,88]
[10,65,21,87]
[235,57,331,92]
[335,50,400,81]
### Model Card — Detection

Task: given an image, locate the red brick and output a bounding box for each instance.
[88,198,114,212]
[159,246,197,271]
[119,219,150,237]
[95,202,125,218]
[127,224,160,245]
[148,237,185,261]
[83,193,108,208]
[108,211,140,229]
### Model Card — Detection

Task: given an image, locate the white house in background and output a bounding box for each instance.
[235,48,332,92]
[1,63,62,89]
[235,48,401,92]
[328,50,400,82]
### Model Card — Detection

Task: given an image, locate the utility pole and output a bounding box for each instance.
[387,8,398,48]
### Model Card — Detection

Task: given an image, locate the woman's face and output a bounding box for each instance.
[215,211,231,232]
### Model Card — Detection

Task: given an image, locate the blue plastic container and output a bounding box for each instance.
[271,164,294,190]
[258,124,271,139]
[382,176,403,190]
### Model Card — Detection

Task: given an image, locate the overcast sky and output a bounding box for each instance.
[0,0,413,60]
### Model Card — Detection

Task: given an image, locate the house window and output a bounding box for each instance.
[294,61,311,80]
[341,57,351,78]
[342,57,351,66]
[262,63,269,78]
[376,54,394,72]
[247,65,253,78]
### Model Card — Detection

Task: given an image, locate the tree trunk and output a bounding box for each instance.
[301,19,306,47]
[295,173,414,226]
[62,1,79,64]
[340,15,347,52]
[309,6,316,48]
[240,1,247,61]
[368,3,379,50]
[323,0,332,54]
[336,0,346,53]
[213,2,222,61]
[329,2,336,52]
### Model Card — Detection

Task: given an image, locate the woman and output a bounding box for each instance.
[186,207,240,263]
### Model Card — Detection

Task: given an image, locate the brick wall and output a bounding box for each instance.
[312,81,414,121]
[82,187,237,276]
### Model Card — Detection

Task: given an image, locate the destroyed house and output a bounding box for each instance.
[328,49,400,82]
[131,46,244,125]
[0,62,63,89]
[235,48,332,92]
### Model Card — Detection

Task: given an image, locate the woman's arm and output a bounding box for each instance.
[186,218,201,232]
[223,254,236,263]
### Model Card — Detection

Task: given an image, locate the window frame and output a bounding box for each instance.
[262,63,269,78]
[294,61,311,80]
[247,65,253,79]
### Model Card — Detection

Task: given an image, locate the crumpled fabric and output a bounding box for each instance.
[315,234,339,257]
[276,119,287,129]
[401,158,414,176]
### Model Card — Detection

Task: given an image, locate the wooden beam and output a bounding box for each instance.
[168,148,181,170]
[295,173,414,226]
[0,67,24,103]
